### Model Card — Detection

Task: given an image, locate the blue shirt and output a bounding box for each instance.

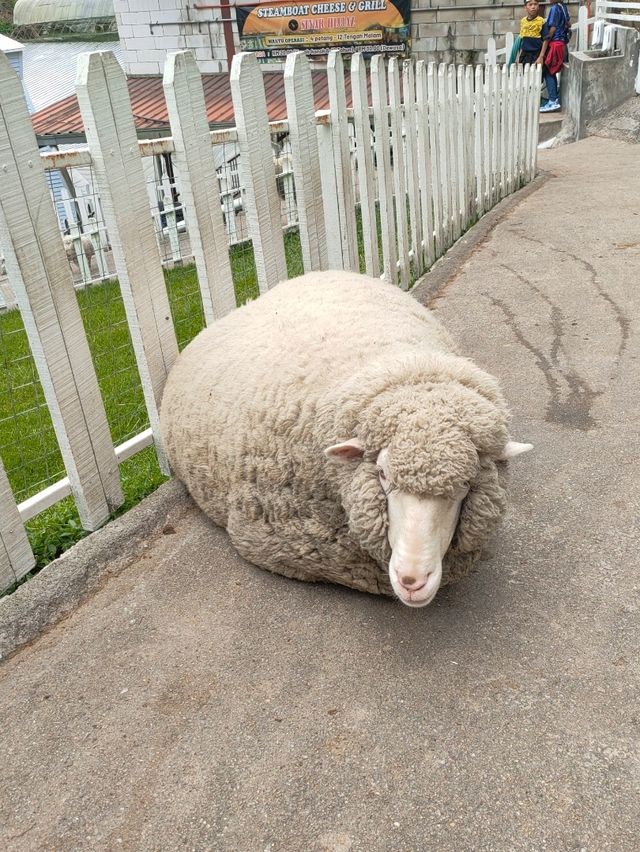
[547,3,569,42]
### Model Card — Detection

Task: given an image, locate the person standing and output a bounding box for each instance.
[517,0,548,66]
[540,0,571,112]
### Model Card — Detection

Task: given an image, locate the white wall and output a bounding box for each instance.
[113,0,234,74]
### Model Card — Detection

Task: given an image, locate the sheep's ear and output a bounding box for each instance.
[324,438,365,462]
[497,440,533,460]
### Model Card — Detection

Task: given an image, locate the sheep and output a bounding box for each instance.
[160,271,532,607]
[62,233,96,279]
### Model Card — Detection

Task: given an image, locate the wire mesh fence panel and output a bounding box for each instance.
[144,151,191,270]
[271,131,304,281]
[0,310,64,502]
[140,152,208,351]
[44,161,115,287]
[1,49,122,531]
[76,278,150,445]
[38,164,150,452]
[0,159,149,508]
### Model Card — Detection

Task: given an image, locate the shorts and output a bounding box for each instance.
[520,51,539,65]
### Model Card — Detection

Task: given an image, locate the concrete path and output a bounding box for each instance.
[1,136,639,851]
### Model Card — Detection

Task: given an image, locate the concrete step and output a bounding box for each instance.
[539,110,563,143]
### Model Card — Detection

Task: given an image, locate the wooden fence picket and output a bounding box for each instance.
[474,64,485,218]
[316,119,344,270]
[230,52,288,292]
[499,64,508,199]
[483,65,492,210]
[0,456,35,593]
[527,64,536,181]
[507,64,517,194]
[284,52,328,273]
[351,54,380,278]
[486,37,497,65]
[516,66,524,185]
[403,60,422,278]
[415,61,434,271]
[512,67,520,187]
[513,67,520,189]
[76,50,178,474]
[163,51,236,322]
[0,51,123,529]
[427,63,444,257]
[528,64,539,176]
[436,65,451,250]
[523,65,535,183]
[484,65,493,205]
[371,55,398,285]
[577,4,588,50]
[388,58,410,288]
[455,65,466,236]
[327,52,359,272]
[530,64,542,177]
[448,65,461,241]
[513,66,522,188]
[490,64,500,207]
[463,65,475,224]
[521,65,532,184]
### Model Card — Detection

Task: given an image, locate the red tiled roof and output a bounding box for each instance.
[31,70,354,142]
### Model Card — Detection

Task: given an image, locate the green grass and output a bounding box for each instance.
[0,235,306,589]
[0,1,15,36]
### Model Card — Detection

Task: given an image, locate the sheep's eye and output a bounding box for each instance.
[377,467,396,496]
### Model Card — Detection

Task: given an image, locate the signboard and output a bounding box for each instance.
[235,0,411,62]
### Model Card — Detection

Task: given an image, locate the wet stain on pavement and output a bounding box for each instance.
[487,291,601,431]
[488,232,632,430]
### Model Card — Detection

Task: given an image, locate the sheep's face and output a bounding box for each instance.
[326,362,533,606]
[325,435,532,609]
[377,447,466,606]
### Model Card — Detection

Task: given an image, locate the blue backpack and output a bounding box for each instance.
[560,4,572,44]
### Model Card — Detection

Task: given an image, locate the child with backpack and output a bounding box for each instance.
[540,0,571,113]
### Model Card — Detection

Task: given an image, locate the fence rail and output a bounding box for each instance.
[0,48,542,593]
[598,0,640,22]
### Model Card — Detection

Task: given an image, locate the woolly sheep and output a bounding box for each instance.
[62,233,96,278]
[160,271,532,607]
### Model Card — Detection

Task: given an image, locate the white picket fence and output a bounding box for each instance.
[0,48,542,593]
[596,0,640,25]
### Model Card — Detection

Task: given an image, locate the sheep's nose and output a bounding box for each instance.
[399,573,427,591]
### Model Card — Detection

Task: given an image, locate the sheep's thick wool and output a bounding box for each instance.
[160,271,511,596]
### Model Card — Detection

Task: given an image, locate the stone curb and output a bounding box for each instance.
[412,171,549,306]
[0,479,195,662]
